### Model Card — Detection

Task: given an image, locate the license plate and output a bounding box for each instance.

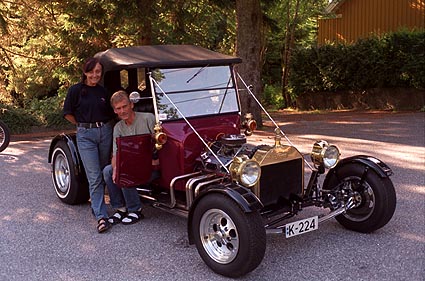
[285,216,318,238]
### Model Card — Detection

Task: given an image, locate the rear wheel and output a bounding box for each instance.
[0,120,10,152]
[51,141,89,204]
[325,163,396,233]
[192,193,266,278]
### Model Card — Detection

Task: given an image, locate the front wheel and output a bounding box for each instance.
[325,163,396,233]
[192,193,266,278]
[51,141,89,204]
[0,120,11,152]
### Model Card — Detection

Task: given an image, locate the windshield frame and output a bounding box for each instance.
[150,65,240,122]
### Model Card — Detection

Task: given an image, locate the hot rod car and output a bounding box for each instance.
[48,45,396,278]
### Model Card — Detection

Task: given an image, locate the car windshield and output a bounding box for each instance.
[152,66,239,121]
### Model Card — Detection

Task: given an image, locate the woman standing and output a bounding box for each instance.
[63,58,115,233]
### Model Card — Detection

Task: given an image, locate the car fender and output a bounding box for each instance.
[48,133,85,177]
[323,155,393,188]
[187,183,263,244]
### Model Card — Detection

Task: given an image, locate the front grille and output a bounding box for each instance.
[259,158,303,206]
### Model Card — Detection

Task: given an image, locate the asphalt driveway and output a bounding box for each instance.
[0,110,423,281]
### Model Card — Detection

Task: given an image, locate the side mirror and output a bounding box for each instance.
[129,91,141,103]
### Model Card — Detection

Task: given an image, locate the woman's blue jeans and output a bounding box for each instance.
[103,164,142,212]
[76,124,112,220]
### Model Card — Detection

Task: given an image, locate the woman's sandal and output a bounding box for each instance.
[108,209,127,225]
[122,210,144,225]
[97,218,111,233]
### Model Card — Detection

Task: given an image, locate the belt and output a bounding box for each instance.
[77,121,109,128]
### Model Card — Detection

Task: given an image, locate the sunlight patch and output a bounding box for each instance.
[330,121,373,125]
[404,185,425,194]
[34,212,52,222]
[398,232,425,243]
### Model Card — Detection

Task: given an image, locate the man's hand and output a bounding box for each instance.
[111,155,117,183]
[112,167,117,184]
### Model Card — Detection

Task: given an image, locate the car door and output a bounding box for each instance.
[115,134,153,187]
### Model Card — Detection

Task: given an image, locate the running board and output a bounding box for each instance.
[152,203,189,218]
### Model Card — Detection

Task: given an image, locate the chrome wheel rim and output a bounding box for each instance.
[343,177,375,222]
[199,208,239,264]
[53,149,70,196]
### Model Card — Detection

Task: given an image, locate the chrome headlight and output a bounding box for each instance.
[230,156,261,187]
[311,140,340,169]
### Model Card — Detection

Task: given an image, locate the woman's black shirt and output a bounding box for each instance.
[63,83,114,123]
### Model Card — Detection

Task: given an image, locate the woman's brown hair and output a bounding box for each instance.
[81,57,103,83]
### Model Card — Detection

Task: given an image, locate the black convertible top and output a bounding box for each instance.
[95,45,242,72]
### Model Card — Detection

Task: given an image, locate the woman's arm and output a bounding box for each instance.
[64,114,77,125]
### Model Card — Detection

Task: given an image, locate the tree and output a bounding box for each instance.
[1,0,328,114]
[235,0,263,125]
[281,0,301,107]
[0,0,67,104]
[134,0,155,45]
[0,0,239,106]
[262,0,328,107]
[281,0,328,106]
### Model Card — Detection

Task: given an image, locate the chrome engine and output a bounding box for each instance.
[199,134,250,174]
[197,133,305,208]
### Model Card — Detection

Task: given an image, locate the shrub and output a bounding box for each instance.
[0,89,70,134]
[290,30,425,97]
[0,104,41,134]
[263,84,284,109]
[26,94,69,129]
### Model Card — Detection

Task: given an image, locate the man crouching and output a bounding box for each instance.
[103,90,155,225]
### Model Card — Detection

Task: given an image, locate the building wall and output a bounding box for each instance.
[318,0,425,45]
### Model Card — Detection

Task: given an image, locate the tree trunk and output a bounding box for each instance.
[136,0,154,45]
[235,0,263,126]
[281,0,300,107]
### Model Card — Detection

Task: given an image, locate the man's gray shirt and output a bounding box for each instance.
[112,112,155,155]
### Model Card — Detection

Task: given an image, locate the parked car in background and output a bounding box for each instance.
[48,45,396,278]
[0,119,10,152]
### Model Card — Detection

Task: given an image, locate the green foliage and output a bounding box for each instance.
[26,94,70,128]
[384,29,425,88]
[0,104,40,134]
[263,84,284,109]
[262,0,329,86]
[152,1,236,53]
[0,0,241,130]
[1,0,421,115]
[290,30,425,96]
[0,0,238,111]
[0,93,70,133]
